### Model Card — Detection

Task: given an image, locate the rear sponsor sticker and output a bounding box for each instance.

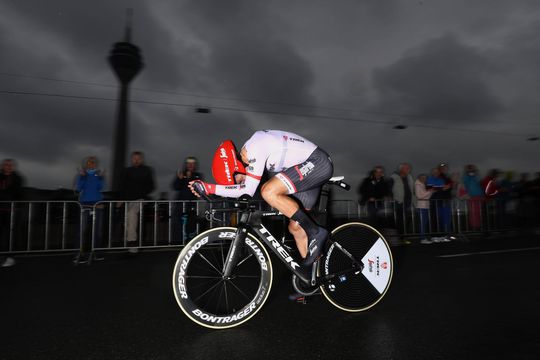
[361,238,391,294]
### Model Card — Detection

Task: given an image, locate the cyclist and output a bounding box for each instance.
[189,130,333,268]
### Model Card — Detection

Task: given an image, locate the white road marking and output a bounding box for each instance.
[438,246,540,258]
[3,246,182,258]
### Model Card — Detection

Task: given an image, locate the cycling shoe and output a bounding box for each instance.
[302,227,328,267]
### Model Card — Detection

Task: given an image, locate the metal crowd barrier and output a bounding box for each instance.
[0,201,82,254]
[0,197,533,257]
[88,200,274,252]
[329,198,526,236]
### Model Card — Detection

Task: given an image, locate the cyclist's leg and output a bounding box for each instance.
[288,220,307,258]
[260,177,300,218]
[261,178,321,256]
[287,188,322,257]
[262,148,333,263]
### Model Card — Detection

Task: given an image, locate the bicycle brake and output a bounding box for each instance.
[204,210,226,223]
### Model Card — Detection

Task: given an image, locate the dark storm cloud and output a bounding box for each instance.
[492,20,540,121]
[371,34,504,124]
[0,0,203,89]
[0,0,225,188]
[1,92,114,161]
[0,0,318,190]
[131,0,322,191]
[181,0,316,108]
[1,0,539,195]
[1,1,133,75]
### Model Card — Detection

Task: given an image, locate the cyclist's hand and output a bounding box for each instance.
[234,173,246,184]
[188,180,216,197]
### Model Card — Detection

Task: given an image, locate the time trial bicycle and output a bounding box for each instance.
[172,177,393,329]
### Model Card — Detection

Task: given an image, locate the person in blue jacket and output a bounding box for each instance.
[75,156,105,261]
[427,164,454,242]
[76,156,104,204]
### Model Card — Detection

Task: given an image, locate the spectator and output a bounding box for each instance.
[518,172,540,229]
[389,163,415,243]
[531,172,540,198]
[460,164,484,231]
[498,171,517,226]
[74,156,105,262]
[427,164,454,242]
[515,173,533,226]
[358,166,389,229]
[118,151,155,250]
[481,168,504,228]
[172,156,203,242]
[500,171,516,197]
[515,173,531,198]
[415,173,434,244]
[0,159,23,201]
[0,159,23,267]
[532,172,540,220]
[173,157,203,200]
[481,169,501,199]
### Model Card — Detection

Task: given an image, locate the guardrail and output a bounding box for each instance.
[1,197,535,259]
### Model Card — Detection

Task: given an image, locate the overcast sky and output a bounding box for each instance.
[1,0,539,199]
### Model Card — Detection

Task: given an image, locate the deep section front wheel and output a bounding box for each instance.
[319,222,393,312]
[172,227,273,329]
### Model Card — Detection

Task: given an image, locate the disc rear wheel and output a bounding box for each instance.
[319,222,393,312]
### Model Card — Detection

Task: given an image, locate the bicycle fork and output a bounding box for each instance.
[222,217,250,279]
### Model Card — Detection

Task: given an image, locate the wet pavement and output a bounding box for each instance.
[2,233,540,360]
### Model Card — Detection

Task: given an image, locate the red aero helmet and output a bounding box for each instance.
[211,140,246,185]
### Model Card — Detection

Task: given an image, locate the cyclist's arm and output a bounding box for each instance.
[193,144,265,198]
[218,144,268,197]
[214,174,260,198]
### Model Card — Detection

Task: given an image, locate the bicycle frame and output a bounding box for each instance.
[221,208,362,286]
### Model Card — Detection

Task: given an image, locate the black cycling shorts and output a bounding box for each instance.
[274,147,334,210]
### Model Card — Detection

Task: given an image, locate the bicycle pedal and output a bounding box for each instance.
[296,296,307,304]
[288,291,310,303]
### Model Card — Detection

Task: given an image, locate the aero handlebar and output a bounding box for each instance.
[192,181,212,202]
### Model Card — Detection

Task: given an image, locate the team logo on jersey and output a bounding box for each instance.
[268,163,276,172]
[295,162,315,180]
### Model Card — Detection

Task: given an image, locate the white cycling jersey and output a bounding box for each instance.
[214,130,317,198]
